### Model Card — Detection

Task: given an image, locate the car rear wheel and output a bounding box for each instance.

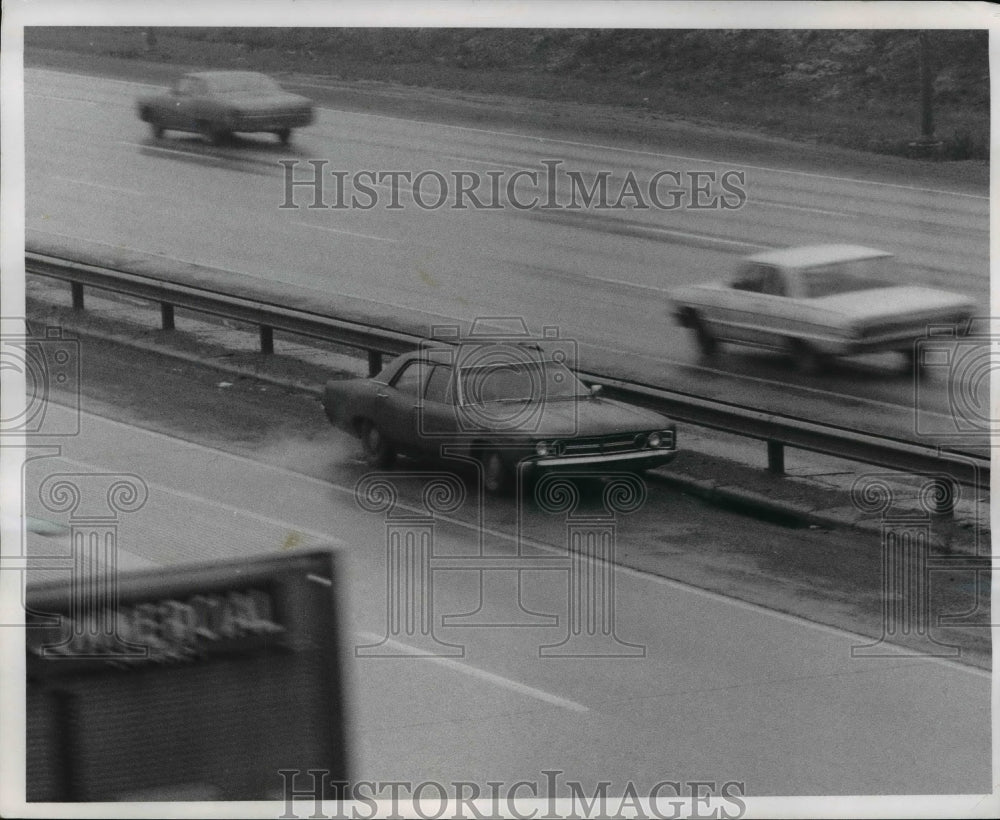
[481,450,513,496]
[788,339,824,375]
[141,108,164,138]
[276,128,292,145]
[684,311,717,357]
[361,421,395,469]
[197,120,229,146]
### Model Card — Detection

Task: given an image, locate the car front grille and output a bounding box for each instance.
[555,430,674,456]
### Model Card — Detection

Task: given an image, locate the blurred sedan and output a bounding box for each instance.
[668,244,976,373]
[137,71,314,145]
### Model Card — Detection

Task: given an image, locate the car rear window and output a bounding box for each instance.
[205,74,281,94]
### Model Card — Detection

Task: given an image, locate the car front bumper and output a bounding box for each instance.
[524,448,678,473]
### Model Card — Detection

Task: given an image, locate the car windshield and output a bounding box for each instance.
[205,74,282,94]
[798,256,895,298]
[458,361,589,405]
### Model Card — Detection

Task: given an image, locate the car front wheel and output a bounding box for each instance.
[361,421,395,469]
[684,311,717,357]
[198,120,229,146]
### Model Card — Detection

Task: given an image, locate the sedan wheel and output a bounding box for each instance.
[198,120,229,146]
[789,339,823,375]
[482,450,512,496]
[361,421,395,469]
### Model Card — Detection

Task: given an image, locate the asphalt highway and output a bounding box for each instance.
[22,402,991,798]
[23,67,990,448]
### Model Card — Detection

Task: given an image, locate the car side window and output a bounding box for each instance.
[390,362,426,397]
[760,266,787,297]
[423,365,454,404]
[732,264,765,293]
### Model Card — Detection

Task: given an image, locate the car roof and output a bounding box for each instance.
[745,244,893,269]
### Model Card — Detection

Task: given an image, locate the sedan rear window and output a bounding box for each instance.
[204,73,282,94]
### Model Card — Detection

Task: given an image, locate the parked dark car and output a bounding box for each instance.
[137,71,314,145]
[322,345,677,494]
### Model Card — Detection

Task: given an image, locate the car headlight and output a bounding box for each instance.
[647,432,662,448]
[535,441,550,457]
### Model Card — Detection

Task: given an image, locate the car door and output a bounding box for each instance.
[163,77,196,129]
[713,263,770,345]
[418,364,463,455]
[372,359,430,455]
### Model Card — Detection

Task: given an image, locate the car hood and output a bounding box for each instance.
[811,287,976,321]
[220,91,312,109]
[469,396,670,438]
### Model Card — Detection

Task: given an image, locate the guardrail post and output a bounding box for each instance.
[160,303,175,331]
[71,282,84,311]
[368,351,383,377]
[260,325,274,355]
[767,440,785,474]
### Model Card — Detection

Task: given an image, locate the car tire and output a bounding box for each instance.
[788,339,824,375]
[481,450,513,496]
[685,311,717,357]
[360,420,395,469]
[276,128,292,145]
[198,120,229,146]
[900,347,924,375]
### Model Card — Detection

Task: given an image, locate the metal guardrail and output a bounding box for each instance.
[26,250,989,505]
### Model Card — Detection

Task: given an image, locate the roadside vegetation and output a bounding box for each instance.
[26,27,987,160]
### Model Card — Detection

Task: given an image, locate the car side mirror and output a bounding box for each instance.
[590,384,603,397]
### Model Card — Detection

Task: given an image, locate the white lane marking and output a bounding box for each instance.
[30,67,986,201]
[442,154,527,171]
[119,140,228,162]
[49,176,146,197]
[293,221,397,244]
[751,198,851,218]
[355,632,590,713]
[49,455,346,549]
[25,92,98,106]
[49,404,989,679]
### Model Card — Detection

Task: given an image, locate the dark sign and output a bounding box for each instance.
[26,549,349,801]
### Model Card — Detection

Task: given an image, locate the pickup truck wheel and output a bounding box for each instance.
[788,339,824,375]
[482,450,512,496]
[361,421,395,469]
